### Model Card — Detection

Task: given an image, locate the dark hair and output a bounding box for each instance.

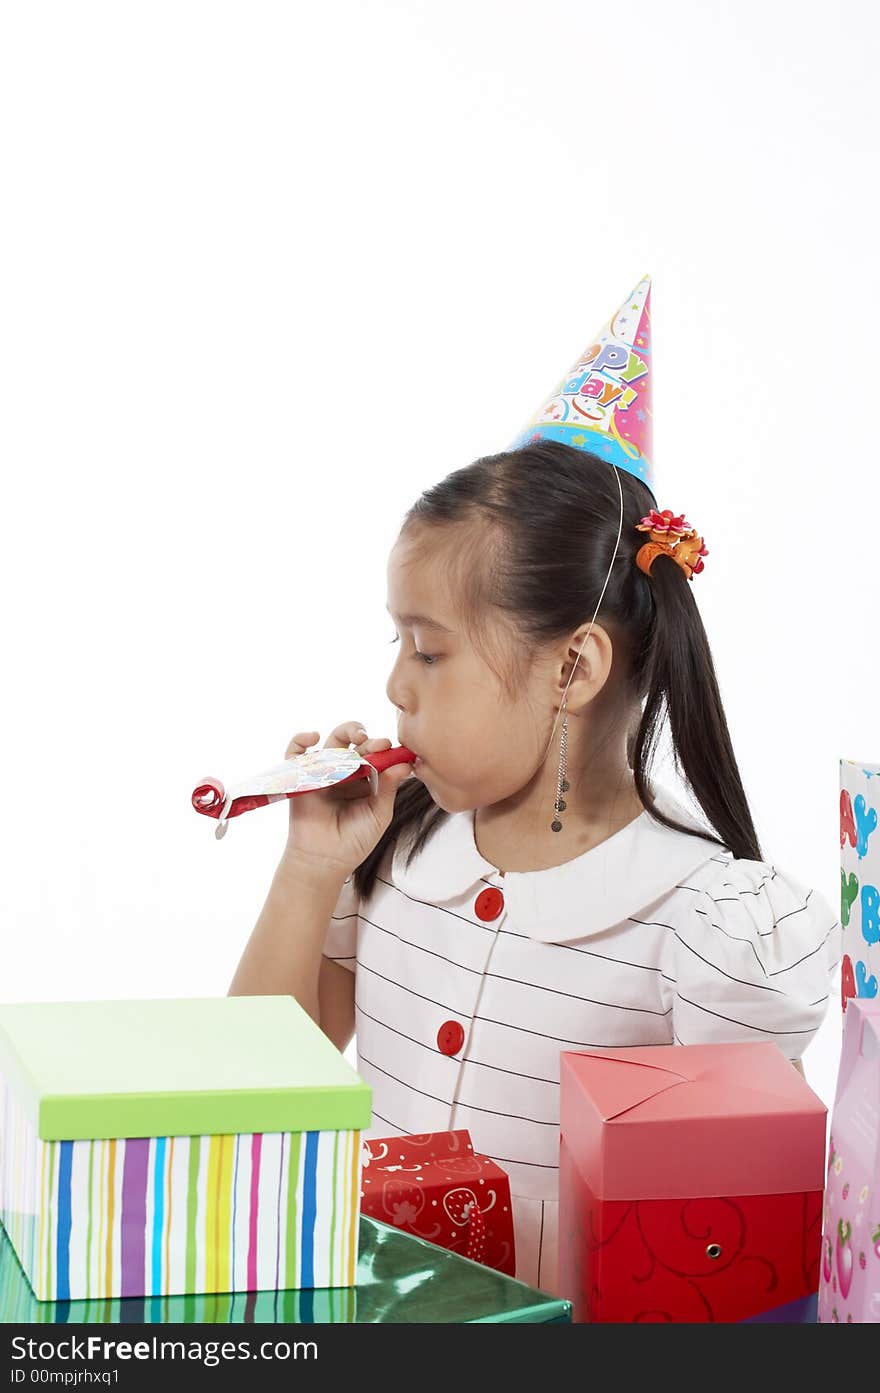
[353,439,762,902]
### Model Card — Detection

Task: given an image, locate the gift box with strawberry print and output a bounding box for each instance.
[360,1130,516,1275]
[818,999,880,1323]
[559,1041,827,1323]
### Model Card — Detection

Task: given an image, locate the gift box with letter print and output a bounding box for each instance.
[559,1041,826,1322]
[359,1129,516,1275]
[0,996,370,1301]
[840,759,880,1013]
[818,999,880,1323]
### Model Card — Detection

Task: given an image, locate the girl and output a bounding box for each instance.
[230,438,842,1298]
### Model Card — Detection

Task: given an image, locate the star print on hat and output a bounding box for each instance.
[510,274,653,491]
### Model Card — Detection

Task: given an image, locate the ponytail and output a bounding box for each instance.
[630,551,763,862]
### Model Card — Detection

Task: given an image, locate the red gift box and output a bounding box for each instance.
[559,1043,826,1323]
[360,1130,516,1276]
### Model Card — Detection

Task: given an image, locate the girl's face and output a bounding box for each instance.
[385,533,554,813]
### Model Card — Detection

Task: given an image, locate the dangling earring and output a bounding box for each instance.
[551,705,570,832]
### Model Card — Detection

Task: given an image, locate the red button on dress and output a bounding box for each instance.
[436,1020,465,1056]
[474,886,504,921]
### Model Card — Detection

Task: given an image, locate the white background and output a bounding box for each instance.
[2,1,877,1115]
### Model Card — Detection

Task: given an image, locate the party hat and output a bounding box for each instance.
[510,275,653,492]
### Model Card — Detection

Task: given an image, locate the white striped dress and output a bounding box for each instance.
[321,784,842,1299]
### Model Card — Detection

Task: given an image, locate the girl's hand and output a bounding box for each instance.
[281,722,414,879]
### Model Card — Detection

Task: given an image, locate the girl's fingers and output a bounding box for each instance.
[323,722,370,750]
[285,730,320,759]
[286,723,367,759]
[285,725,393,760]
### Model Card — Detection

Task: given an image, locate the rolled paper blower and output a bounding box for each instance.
[192,745,417,839]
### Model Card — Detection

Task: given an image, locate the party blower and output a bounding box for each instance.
[192,745,418,838]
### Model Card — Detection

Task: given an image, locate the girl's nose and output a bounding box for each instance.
[386,644,416,714]
[385,663,405,713]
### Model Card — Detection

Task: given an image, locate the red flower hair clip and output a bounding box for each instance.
[635,509,709,581]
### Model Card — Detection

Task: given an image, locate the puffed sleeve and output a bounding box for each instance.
[320,873,360,975]
[662,858,843,1061]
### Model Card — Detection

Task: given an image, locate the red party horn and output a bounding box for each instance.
[192,744,417,839]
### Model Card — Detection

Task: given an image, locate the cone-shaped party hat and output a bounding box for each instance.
[510,275,653,492]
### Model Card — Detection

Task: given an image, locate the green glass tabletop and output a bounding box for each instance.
[0,1218,570,1324]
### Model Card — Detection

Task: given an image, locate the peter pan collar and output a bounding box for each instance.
[389,784,724,942]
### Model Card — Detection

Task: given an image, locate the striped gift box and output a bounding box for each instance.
[0,997,370,1301]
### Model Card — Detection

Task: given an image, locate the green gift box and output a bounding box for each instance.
[0,996,370,1302]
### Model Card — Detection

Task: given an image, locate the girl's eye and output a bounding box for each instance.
[388,635,437,666]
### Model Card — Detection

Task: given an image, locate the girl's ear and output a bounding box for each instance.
[556,623,614,711]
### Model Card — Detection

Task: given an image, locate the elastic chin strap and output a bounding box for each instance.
[541,463,625,763]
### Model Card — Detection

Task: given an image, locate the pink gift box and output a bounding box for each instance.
[560,1042,827,1322]
[818,999,880,1322]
